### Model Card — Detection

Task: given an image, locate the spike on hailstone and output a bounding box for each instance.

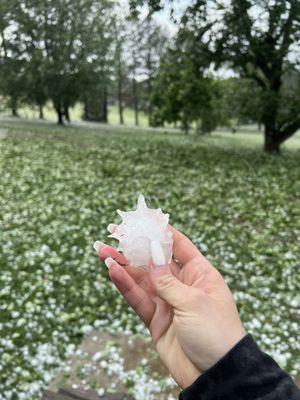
[108,194,173,269]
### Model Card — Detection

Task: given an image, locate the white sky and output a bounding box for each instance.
[118,0,187,35]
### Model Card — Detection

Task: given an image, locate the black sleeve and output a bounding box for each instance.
[179,334,300,400]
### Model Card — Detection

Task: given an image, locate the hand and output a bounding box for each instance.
[95,226,246,389]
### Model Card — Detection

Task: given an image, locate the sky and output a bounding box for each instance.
[119,0,190,36]
[150,0,192,35]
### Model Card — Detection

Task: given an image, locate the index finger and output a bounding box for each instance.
[107,259,155,327]
[169,225,203,265]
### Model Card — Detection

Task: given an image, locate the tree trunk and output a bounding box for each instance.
[147,78,153,127]
[39,105,44,120]
[64,106,70,123]
[117,49,124,125]
[183,119,189,135]
[11,97,19,117]
[133,78,139,126]
[101,85,108,123]
[55,103,64,125]
[83,98,89,120]
[264,128,280,154]
[12,106,18,117]
[118,97,124,125]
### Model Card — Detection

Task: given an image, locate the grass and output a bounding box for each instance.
[0,118,299,399]
[5,103,151,128]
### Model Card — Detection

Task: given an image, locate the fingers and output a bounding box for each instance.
[105,258,155,327]
[94,241,149,287]
[169,260,181,278]
[150,241,189,308]
[96,241,128,266]
[97,224,204,268]
[149,263,189,309]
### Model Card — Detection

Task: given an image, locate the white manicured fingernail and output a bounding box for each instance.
[107,224,117,233]
[104,257,115,269]
[93,240,104,253]
[150,241,166,268]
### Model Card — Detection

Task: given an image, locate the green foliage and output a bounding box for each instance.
[0,121,299,399]
[0,0,116,123]
[131,0,300,151]
[0,0,168,126]
[215,78,264,127]
[151,50,216,133]
[178,0,300,151]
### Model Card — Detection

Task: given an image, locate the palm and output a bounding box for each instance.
[108,259,202,388]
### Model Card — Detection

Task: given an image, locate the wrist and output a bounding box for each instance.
[211,325,247,370]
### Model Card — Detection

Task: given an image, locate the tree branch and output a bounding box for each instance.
[278,119,300,144]
[279,4,295,59]
[0,30,7,59]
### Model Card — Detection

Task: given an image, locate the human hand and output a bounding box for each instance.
[95,226,246,389]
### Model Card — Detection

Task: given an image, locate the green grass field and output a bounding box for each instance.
[0,119,299,399]
[4,103,151,128]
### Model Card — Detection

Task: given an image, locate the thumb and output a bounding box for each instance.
[150,240,188,308]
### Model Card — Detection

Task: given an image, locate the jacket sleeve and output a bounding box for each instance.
[179,334,300,400]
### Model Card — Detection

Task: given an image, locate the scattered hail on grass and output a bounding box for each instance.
[0,122,299,399]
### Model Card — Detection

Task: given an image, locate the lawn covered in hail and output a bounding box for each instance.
[0,120,299,399]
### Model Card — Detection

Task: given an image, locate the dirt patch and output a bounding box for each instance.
[48,330,179,399]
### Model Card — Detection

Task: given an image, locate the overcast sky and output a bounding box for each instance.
[119,0,190,35]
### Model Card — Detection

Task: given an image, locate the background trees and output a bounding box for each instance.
[186,0,300,153]
[130,0,300,153]
[0,0,116,124]
[0,0,167,125]
[1,0,299,152]
[151,49,217,133]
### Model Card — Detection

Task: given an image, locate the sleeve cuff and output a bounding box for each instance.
[179,334,299,400]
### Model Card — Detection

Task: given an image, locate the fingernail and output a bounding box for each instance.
[104,257,115,269]
[107,224,117,233]
[150,240,166,269]
[93,240,105,253]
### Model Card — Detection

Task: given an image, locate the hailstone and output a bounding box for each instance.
[108,194,173,269]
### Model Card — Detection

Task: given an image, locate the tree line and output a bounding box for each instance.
[134,0,300,153]
[0,0,166,126]
[1,0,300,153]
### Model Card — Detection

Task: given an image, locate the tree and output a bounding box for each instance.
[131,0,300,153]
[183,1,300,152]
[114,37,125,125]
[122,16,168,127]
[0,0,116,124]
[126,22,143,126]
[151,49,217,134]
[24,51,48,119]
[137,18,168,124]
[0,0,27,116]
[216,78,264,130]
[80,2,116,123]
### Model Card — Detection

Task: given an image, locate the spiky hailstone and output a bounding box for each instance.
[108,195,173,270]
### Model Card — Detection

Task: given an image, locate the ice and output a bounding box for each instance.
[108,194,173,269]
